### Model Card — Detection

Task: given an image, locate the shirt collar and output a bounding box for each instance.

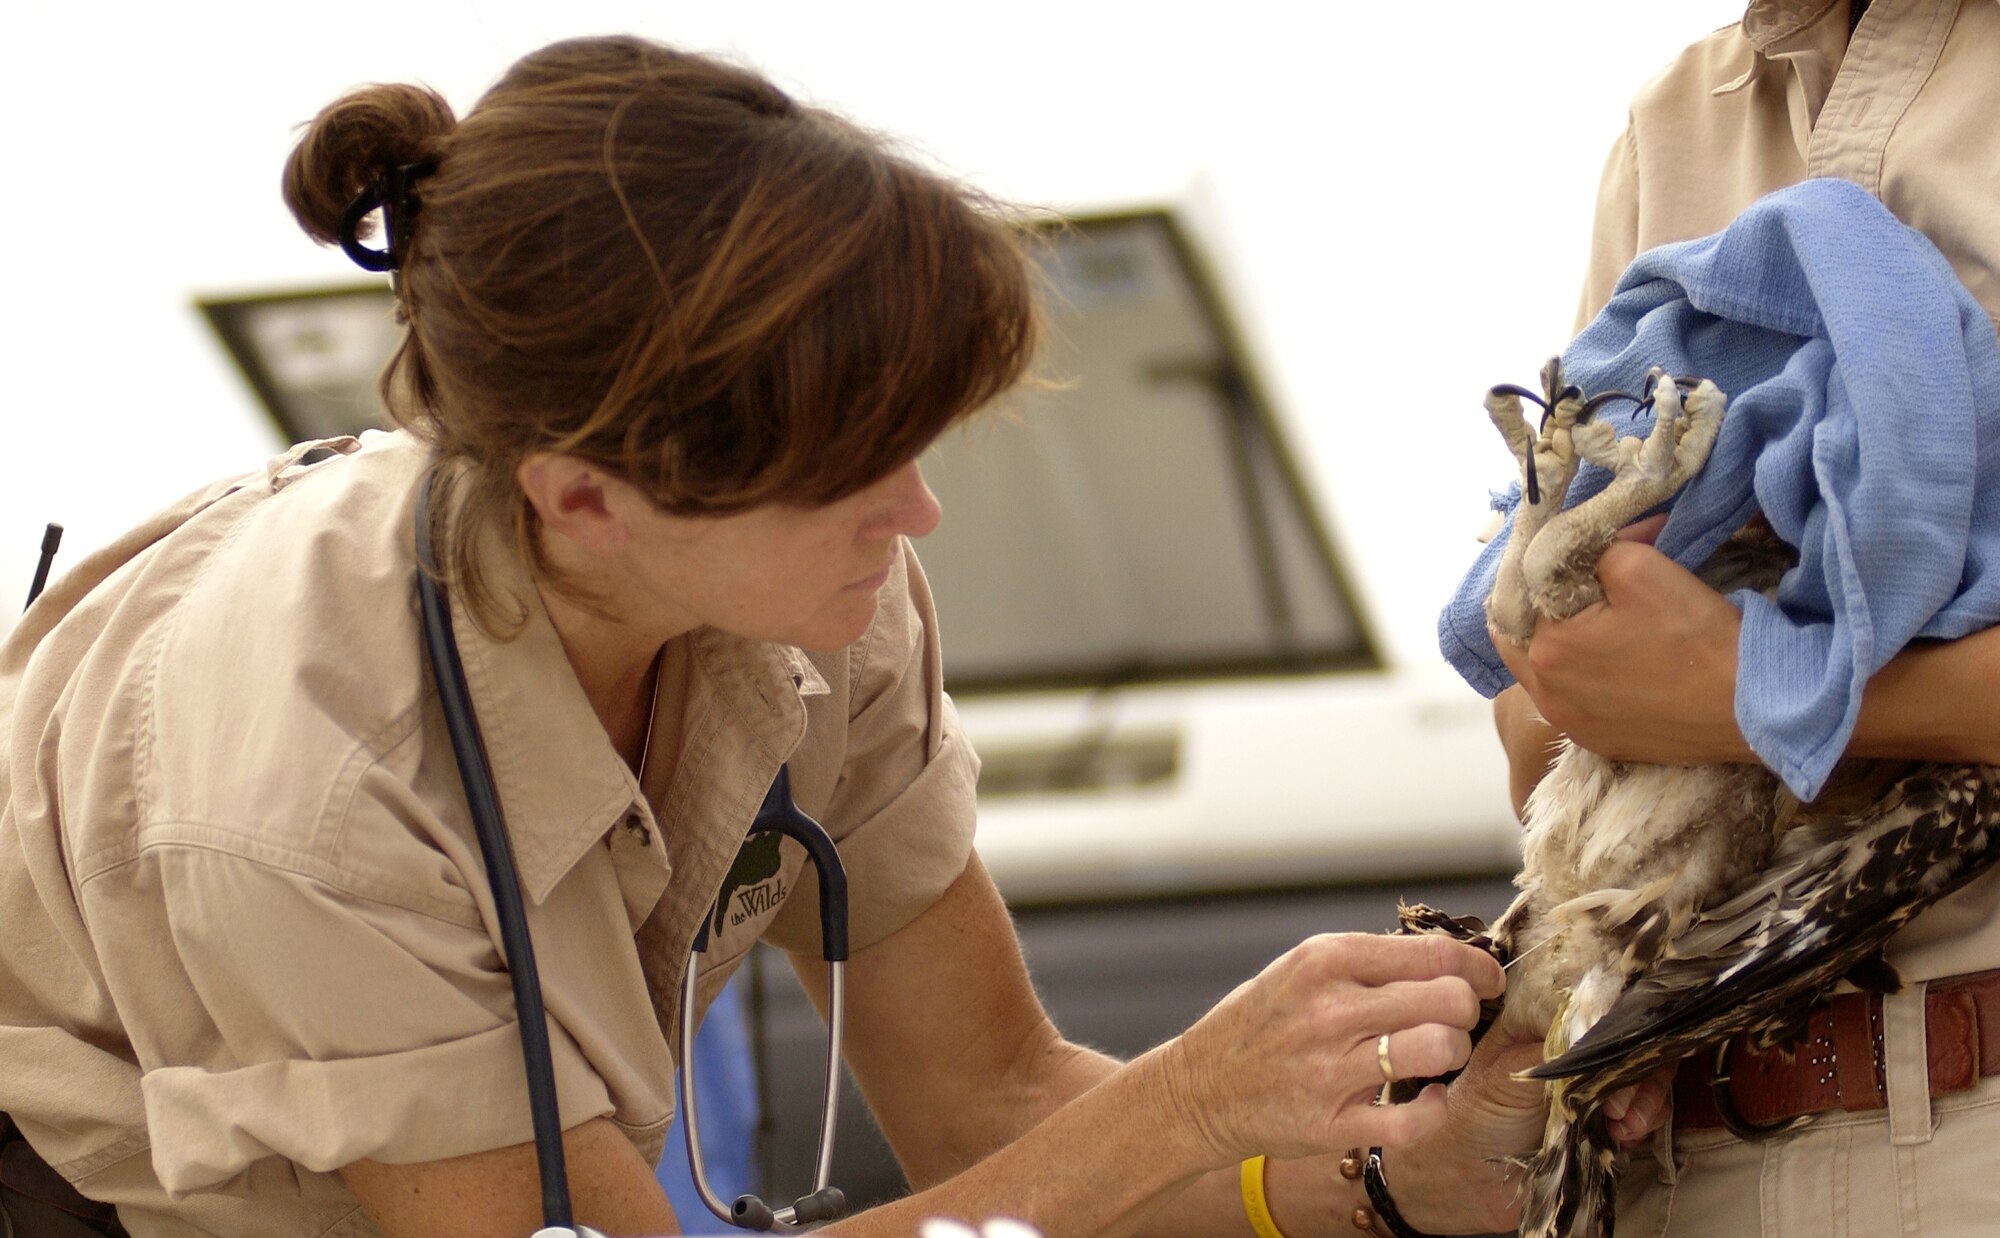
[1734,1,2000,54]
[442,524,829,905]
[1740,0,1845,51]
[1717,0,1849,150]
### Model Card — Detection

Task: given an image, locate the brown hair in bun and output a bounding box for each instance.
[282,36,1038,632]
[282,84,454,251]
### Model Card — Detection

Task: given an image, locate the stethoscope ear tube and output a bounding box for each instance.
[415,473,579,1233]
[752,767,848,962]
[680,948,847,1232]
[682,766,851,1230]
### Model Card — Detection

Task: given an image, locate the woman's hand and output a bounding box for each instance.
[1603,1070,1673,1146]
[1493,524,1754,767]
[1373,1026,1545,1233]
[1363,1037,1675,1235]
[1154,934,1503,1166]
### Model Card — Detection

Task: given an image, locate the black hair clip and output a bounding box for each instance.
[338,159,438,273]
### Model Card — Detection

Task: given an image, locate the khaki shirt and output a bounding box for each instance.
[1579,0,2000,333]
[0,431,979,1236]
[1575,0,2000,985]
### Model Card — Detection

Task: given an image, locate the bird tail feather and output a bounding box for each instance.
[1519,1097,1619,1238]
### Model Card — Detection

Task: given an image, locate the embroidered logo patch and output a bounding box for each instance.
[712,831,786,937]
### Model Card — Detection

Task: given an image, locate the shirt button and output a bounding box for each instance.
[623,815,652,846]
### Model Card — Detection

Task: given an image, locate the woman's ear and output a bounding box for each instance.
[516,452,627,553]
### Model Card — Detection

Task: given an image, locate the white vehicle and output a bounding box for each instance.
[914,211,1517,902]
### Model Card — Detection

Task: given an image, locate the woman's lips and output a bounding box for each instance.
[847,563,893,592]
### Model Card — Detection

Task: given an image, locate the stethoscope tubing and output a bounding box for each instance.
[680,958,844,1229]
[415,474,579,1232]
[415,471,850,1234]
[682,767,851,1230]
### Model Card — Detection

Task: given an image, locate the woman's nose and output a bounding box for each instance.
[882,460,942,539]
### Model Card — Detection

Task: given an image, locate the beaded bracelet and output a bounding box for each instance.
[1338,1148,1441,1238]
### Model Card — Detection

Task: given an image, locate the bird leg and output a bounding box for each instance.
[1485,374,1592,644]
[1520,375,1726,621]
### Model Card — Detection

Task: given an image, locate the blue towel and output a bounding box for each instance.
[1438,179,2000,799]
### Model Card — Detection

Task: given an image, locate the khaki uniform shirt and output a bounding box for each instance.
[0,431,979,1236]
[1578,0,2000,332]
[1575,0,2000,988]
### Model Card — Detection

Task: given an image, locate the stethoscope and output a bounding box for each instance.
[412,474,851,1234]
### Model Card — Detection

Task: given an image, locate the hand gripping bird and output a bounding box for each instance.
[1404,359,2000,1238]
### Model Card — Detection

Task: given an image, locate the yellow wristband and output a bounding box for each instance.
[1239,1154,1292,1238]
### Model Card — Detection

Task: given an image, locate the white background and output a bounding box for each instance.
[0,0,1746,662]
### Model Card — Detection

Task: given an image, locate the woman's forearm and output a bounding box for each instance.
[833,1045,1518,1238]
[1493,685,1565,819]
[892,1030,1510,1238]
[816,866,1512,1237]
[1851,627,2000,764]
[826,1043,1219,1238]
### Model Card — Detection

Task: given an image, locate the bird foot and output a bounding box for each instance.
[1520,372,1727,621]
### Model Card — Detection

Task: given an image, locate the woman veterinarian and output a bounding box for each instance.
[0,35,1552,1238]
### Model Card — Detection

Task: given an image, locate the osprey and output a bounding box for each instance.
[1413,360,2000,1238]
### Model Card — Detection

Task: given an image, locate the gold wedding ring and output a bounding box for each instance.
[1376,1032,1396,1084]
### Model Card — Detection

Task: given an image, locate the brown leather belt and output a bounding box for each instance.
[1674,968,2000,1137]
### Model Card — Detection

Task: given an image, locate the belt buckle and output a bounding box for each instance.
[1707,1040,1816,1141]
